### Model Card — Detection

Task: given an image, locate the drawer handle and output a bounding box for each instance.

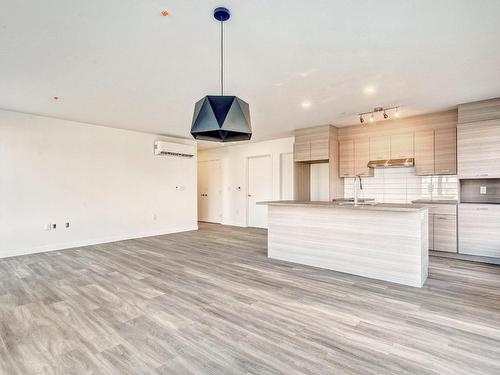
[439,169,450,173]
[476,208,489,211]
[476,174,489,177]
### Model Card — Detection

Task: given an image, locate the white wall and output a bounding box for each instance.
[0,110,197,258]
[198,137,294,227]
[344,167,458,203]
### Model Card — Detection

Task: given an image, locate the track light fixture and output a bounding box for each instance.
[358,106,400,124]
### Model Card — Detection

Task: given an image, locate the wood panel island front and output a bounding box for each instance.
[259,201,429,287]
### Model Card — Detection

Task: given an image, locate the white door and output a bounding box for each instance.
[198,160,222,223]
[247,155,273,228]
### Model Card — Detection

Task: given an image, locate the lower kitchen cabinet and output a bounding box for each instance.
[458,204,500,258]
[433,215,457,252]
[421,204,457,253]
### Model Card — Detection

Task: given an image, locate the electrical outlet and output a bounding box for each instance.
[480,186,487,194]
[65,222,70,228]
[45,223,52,231]
[153,214,157,221]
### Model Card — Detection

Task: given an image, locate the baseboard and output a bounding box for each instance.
[221,220,248,227]
[0,224,199,259]
[430,250,500,265]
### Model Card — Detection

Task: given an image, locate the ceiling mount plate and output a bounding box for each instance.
[213,7,230,22]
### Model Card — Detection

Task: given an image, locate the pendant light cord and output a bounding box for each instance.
[220,20,224,96]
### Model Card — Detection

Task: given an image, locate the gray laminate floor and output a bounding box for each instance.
[1,223,500,374]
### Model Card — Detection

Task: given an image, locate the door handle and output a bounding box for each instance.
[248,194,252,197]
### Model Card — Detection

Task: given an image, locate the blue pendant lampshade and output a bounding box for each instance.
[190,7,252,142]
[191,95,251,142]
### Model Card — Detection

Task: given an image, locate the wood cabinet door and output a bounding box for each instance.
[390,133,414,159]
[428,214,434,250]
[458,120,500,178]
[310,139,330,161]
[433,215,457,253]
[458,204,500,258]
[293,142,310,162]
[339,140,354,178]
[369,136,391,160]
[434,128,456,175]
[414,130,435,175]
[354,138,371,176]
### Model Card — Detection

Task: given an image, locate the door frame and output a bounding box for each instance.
[246,154,273,227]
[197,159,222,223]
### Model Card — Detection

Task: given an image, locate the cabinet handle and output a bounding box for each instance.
[476,174,489,177]
[476,207,489,211]
[439,169,450,173]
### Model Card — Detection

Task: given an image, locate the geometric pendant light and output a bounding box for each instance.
[190,7,252,142]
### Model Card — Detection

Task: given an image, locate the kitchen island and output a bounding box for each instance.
[258,201,429,287]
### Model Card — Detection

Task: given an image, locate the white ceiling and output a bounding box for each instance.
[1,0,500,146]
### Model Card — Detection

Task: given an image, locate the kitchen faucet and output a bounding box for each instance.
[354,175,363,206]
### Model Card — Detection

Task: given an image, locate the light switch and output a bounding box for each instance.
[480,186,487,194]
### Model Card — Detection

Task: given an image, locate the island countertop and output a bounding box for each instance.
[258,200,427,212]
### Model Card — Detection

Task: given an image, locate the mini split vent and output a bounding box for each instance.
[154,141,195,158]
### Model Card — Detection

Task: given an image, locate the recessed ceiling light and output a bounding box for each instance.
[161,9,169,17]
[301,101,312,109]
[364,87,375,95]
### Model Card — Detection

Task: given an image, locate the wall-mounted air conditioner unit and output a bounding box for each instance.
[154,141,195,158]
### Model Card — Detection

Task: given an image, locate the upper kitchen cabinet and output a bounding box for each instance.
[434,128,457,175]
[294,126,330,163]
[458,98,500,178]
[415,129,456,176]
[415,130,435,175]
[369,136,390,160]
[338,138,373,178]
[293,142,310,162]
[354,138,372,176]
[338,140,354,177]
[390,133,414,159]
[458,119,500,179]
[458,98,500,124]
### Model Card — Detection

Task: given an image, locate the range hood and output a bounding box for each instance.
[367,158,414,169]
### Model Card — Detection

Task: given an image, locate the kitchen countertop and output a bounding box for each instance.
[258,200,427,212]
[411,199,458,205]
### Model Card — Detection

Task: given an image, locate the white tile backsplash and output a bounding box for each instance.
[344,167,458,203]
